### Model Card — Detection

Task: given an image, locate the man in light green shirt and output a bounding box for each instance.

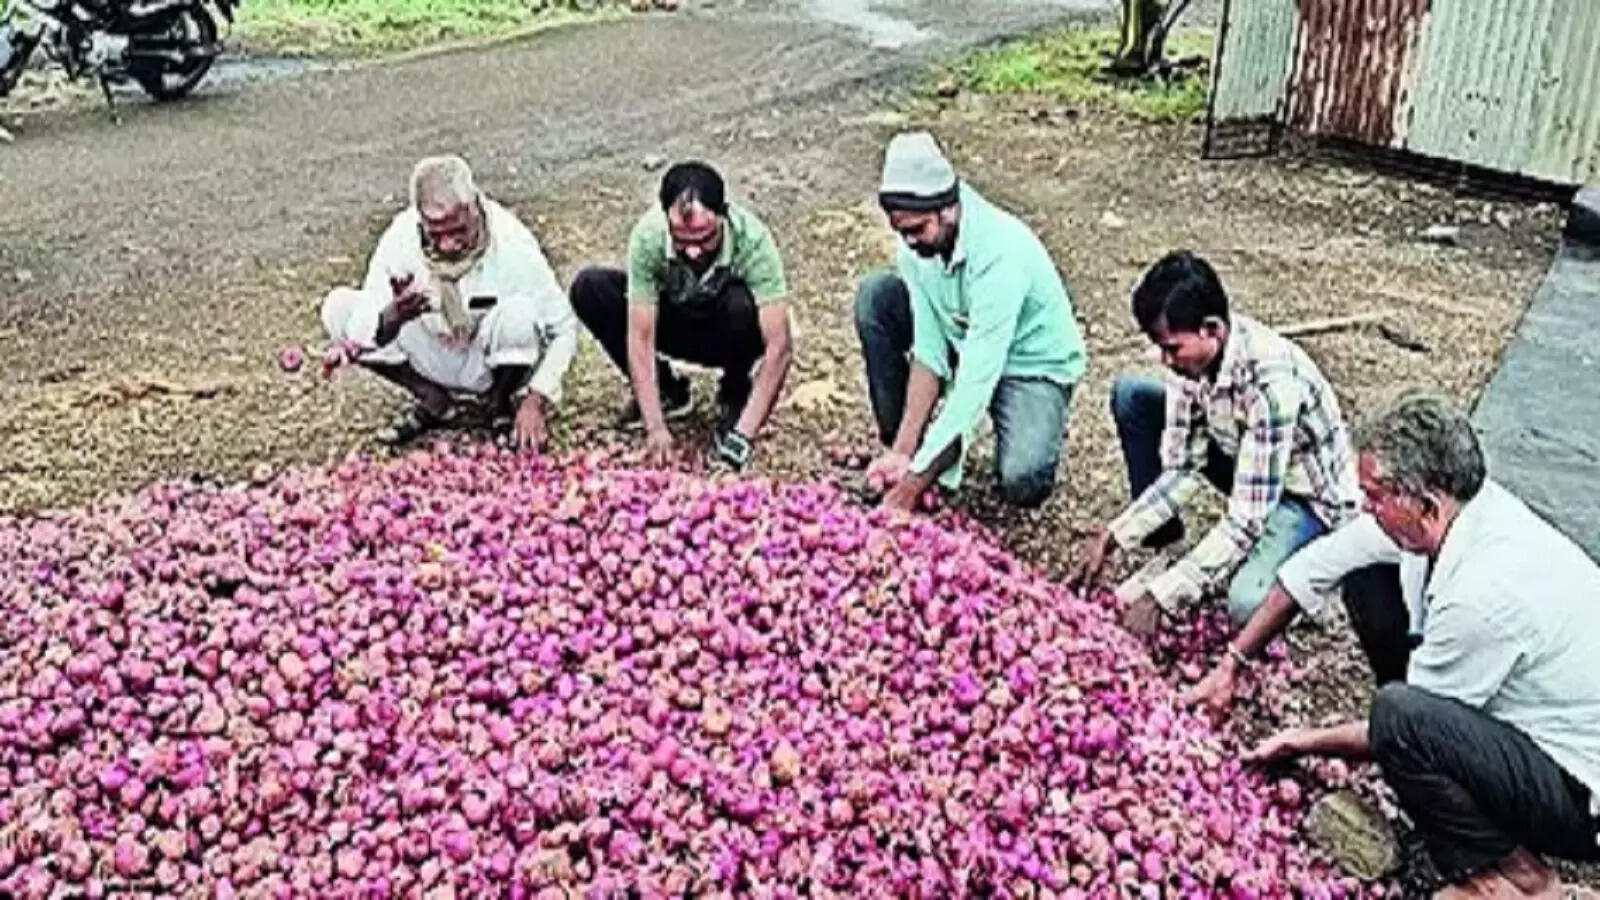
[855,131,1088,511]
[572,162,793,471]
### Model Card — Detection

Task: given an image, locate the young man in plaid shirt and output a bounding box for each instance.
[1074,251,1361,635]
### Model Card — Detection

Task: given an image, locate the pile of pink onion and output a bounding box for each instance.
[0,443,1387,898]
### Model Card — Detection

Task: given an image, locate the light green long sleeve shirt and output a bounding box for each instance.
[901,184,1088,487]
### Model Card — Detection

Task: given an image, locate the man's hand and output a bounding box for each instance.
[385,273,431,325]
[512,393,549,452]
[643,427,675,468]
[320,339,366,379]
[881,478,921,514]
[1243,727,1312,766]
[866,451,911,495]
[1120,590,1164,636]
[1070,528,1118,592]
[1185,656,1241,714]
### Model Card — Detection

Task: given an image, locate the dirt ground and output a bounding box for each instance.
[0,20,1582,889]
[2,88,1560,533]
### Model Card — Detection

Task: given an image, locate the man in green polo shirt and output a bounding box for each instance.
[571,161,794,470]
[855,131,1088,511]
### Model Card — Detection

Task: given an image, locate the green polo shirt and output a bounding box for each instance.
[626,202,788,309]
[903,183,1088,487]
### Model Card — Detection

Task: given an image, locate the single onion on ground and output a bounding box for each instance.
[0,443,1387,898]
[278,347,306,375]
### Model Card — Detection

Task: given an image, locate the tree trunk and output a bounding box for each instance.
[1111,0,1166,75]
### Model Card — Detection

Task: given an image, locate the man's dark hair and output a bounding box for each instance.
[658,161,728,216]
[1131,251,1230,337]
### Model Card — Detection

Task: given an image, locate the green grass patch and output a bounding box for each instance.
[945,27,1213,123]
[235,0,624,57]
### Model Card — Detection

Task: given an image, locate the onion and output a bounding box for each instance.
[0,444,1357,897]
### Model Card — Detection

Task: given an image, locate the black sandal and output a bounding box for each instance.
[374,406,445,446]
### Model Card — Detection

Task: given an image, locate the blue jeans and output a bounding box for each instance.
[1110,375,1326,622]
[855,271,1071,509]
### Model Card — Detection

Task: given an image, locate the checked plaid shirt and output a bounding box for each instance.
[1109,315,1361,611]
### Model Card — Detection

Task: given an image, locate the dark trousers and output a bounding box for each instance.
[1346,567,1600,880]
[569,267,764,400]
[853,271,1071,509]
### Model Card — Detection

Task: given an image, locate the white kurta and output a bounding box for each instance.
[321,199,578,402]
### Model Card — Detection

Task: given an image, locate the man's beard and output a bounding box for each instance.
[908,225,956,259]
[679,252,716,275]
[431,229,482,263]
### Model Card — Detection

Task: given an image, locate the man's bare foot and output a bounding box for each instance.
[1496,848,1561,897]
[1433,850,1564,900]
[1434,870,1527,900]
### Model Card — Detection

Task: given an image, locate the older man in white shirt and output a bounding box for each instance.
[1215,395,1600,898]
[321,155,578,448]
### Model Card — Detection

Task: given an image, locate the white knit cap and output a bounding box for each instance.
[878,131,959,212]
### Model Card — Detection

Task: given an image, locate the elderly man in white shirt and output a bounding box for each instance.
[320,156,578,449]
[1217,394,1600,898]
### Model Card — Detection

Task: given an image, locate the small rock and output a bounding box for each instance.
[0,124,13,144]
[1493,209,1516,231]
[1306,790,1400,880]
[1419,224,1461,246]
[935,78,960,99]
[1100,210,1128,230]
[641,153,666,171]
[15,268,33,284]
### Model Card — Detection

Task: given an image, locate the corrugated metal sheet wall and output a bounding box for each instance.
[1209,0,1300,122]
[1291,0,1430,146]
[1209,0,1600,185]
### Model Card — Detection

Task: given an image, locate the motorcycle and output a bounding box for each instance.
[0,0,237,116]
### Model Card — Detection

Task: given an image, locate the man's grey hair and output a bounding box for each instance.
[409,155,478,212]
[1356,392,1486,502]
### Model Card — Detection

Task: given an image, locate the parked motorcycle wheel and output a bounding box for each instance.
[132,6,218,101]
